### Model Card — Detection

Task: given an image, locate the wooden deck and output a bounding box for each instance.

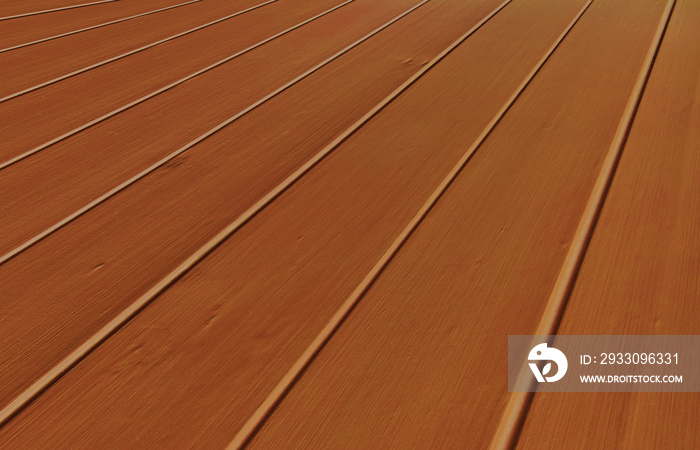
[0,0,696,447]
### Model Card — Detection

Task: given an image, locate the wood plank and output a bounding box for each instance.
[518,0,700,447]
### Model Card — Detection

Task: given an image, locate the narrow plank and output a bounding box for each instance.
[0,0,266,98]
[519,0,700,448]
[244,0,671,447]
[0,0,583,446]
[0,0,506,433]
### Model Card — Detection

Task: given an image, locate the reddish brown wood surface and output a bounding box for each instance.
[0,0,192,49]
[518,1,699,448]
[0,0,695,447]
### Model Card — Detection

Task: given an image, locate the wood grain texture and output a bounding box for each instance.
[0,0,695,447]
[0,0,583,446]
[0,0,506,438]
[0,0,265,99]
[0,0,187,49]
[0,0,406,253]
[245,0,670,447]
[518,0,700,448]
